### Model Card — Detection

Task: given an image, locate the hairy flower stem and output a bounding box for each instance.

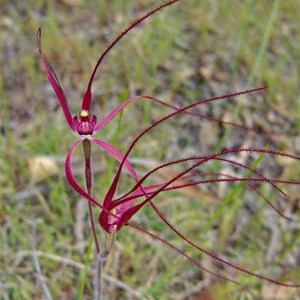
[83,139,103,298]
[95,233,116,300]
[83,139,100,253]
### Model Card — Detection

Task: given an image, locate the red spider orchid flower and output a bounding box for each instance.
[37,0,253,251]
[37,0,300,289]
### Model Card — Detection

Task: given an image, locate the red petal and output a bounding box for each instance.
[37,29,75,131]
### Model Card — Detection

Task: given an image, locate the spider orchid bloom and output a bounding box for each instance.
[37,0,255,238]
[38,0,300,288]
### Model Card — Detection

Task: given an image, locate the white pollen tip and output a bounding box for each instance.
[80,110,89,117]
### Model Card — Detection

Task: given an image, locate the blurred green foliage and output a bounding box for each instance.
[1,0,299,299]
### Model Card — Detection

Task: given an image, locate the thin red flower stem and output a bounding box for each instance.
[83,139,100,253]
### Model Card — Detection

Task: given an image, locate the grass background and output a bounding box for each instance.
[1,0,300,299]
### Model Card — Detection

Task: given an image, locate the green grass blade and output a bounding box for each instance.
[77,235,94,300]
